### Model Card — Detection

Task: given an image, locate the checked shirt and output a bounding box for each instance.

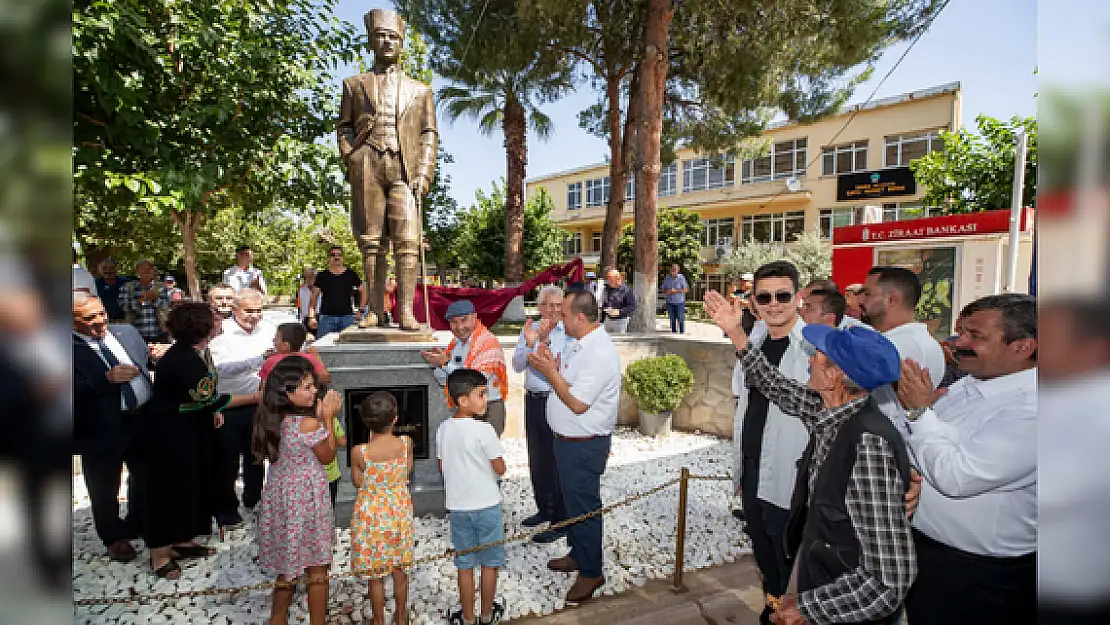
[738,346,916,625]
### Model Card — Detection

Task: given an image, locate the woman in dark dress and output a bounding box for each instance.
[144,302,260,578]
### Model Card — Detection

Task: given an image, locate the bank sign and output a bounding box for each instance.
[833,209,1033,245]
[836,167,917,201]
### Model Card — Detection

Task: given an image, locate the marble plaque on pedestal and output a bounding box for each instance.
[312,333,449,524]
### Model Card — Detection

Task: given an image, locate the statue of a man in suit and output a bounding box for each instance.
[338,9,437,330]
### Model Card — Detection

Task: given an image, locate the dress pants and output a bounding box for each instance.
[80,410,146,546]
[524,392,557,520]
[213,404,264,517]
[667,303,686,333]
[905,528,1036,625]
[741,457,791,599]
[552,435,611,578]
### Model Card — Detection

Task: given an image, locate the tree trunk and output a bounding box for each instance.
[503,97,528,284]
[175,210,202,300]
[629,0,672,333]
[600,75,625,273]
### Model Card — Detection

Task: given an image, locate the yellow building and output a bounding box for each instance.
[526,82,962,297]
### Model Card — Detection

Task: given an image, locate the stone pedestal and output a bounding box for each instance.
[313,329,448,525]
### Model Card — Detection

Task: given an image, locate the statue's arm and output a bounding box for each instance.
[416,87,437,184]
[337,78,357,161]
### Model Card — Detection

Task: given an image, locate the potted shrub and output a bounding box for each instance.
[623,354,695,437]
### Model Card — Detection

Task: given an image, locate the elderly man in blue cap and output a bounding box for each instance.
[421,300,508,436]
[705,290,917,625]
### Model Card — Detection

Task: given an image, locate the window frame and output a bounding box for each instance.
[562,232,583,256]
[567,181,582,210]
[682,157,735,193]
[585,177,611,208]
[740,138,808,184]
[821,140,869,176]
[700,217,735,246]
[739,210,806,243]
[883,129,945,168]
[658,163,678,196]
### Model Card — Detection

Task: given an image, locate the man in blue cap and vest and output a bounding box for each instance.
[706,290,917,625]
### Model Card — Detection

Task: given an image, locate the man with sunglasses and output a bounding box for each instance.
[306,245,367,336]
[723,260,812,624]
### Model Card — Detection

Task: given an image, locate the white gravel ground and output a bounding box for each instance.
[73,428,749,624]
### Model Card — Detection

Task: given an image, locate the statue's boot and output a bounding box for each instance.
[358,246,381,329]
[395,253,421,330]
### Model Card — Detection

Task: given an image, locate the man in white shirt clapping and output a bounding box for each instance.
[896,293,1037,625]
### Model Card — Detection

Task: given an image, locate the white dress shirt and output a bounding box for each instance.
[546,325,621,437]
[80,332,153,410]
[511,321,572,393]
[907,367,1037,557]
[432,336,503,402]
[875,321,946,438]
[223,265,267,294]
[209,317,276,395]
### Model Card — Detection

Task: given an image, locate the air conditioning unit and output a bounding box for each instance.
[717,236,734,248]
[860,205,883,224]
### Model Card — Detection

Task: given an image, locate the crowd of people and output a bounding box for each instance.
[74,240,1037,625]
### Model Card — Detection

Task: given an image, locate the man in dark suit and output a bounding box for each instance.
[73,294,152,562]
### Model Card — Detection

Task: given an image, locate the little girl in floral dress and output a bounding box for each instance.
[252,356,341,625]
[350,391,415,625]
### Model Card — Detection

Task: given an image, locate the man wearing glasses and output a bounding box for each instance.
[306,245,367,336]
[730,260,812,624]
[209,287,276,529]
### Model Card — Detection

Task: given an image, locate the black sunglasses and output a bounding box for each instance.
[754,290,794,305]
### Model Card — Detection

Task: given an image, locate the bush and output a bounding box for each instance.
[623,354,695,414]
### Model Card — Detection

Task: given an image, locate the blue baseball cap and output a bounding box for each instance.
[444,299,476,319]
[801,325,900,391]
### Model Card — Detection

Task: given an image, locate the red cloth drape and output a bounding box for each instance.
[392,258,585,330]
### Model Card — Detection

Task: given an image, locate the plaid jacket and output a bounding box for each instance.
[118,281,170,339]
[739,346,916,624]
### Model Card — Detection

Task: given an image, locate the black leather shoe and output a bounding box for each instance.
[531,529,567,544]
[521,513,547,527]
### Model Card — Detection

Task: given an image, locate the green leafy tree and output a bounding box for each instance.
[911,115,1037,213]
[720,240,786,286]
[423,145,462,284]
[398,0,573,284]
[616,206,701,285]
[785,231,833,287]
[456,182,566,282]
[73,0,360,297]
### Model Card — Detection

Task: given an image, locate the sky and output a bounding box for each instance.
[333,0,1040,208]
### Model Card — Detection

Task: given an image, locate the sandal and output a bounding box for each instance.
[151,558,182,579]
[171,544,217,559]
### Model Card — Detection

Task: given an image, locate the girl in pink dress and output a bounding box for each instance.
[252,355,341,625]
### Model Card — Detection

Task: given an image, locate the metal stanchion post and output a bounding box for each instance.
[671,466,690,593]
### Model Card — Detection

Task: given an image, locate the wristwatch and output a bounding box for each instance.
[906,406,929,421]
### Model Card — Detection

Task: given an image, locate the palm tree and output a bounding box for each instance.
[438,63,569,283]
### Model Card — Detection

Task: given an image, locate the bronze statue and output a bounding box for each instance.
[338,9,437,330]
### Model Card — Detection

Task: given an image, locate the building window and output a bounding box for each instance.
[701,217,735,246]
[562,232,582,256]
[884,129,944,167]
[625,175,635,201]
[585,177,610,207]
[682,157,735,192]
[740,211,806,243]
[881,201,940,222]
[567,182,582,210]
[692,272,726,301]
[591,232,602,252]
[821,141,868,176]
[819,207,858,239]
[741,138,808,184]
[658,163,677,196]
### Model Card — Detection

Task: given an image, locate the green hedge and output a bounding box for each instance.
[623,354,695,413]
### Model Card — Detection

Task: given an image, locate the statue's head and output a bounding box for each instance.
[365,9,404,66]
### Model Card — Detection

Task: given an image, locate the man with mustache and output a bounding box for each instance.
[896,293,1037,625]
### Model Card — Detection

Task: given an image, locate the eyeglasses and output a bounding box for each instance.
[754,291,794,305]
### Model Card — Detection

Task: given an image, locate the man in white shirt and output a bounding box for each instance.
[527,289,620,605]
[222,244,268,295]
[511,286,571,538]
[209,287,276,529]
[858,266,946,437]
[896,293,1037,625]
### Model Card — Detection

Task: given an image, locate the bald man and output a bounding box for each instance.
[73,294,153,562]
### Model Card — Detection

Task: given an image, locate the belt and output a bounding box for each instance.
[526,390,550,399]
[554,432,604,442]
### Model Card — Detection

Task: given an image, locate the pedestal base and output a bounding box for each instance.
[336,325,435,343]
[314,334,449,520]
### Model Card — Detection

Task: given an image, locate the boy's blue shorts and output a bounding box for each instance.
[449,503,505,569]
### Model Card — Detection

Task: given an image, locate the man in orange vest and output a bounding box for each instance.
[420,300,508,436]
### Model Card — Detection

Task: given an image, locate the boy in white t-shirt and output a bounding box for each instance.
[438,368,507,625]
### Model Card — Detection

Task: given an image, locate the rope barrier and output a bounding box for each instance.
[75,473,729,607]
